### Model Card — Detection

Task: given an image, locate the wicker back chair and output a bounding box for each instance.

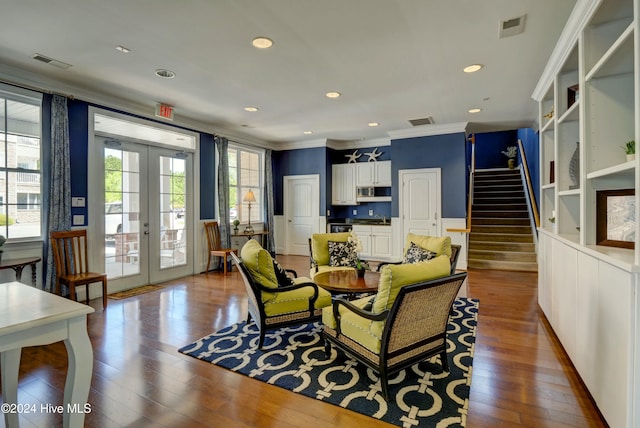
[231,251,331,349]
[323,272,467,401]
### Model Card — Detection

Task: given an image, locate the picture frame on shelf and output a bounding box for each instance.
[567,84,579,109]
[596,189,635,249]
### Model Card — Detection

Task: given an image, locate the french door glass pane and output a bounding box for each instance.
[105,147,141,279]
[159,156,186,269]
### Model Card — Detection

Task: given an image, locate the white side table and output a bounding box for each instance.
[0,282,94,428]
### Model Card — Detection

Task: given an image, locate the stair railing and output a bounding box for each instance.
[517,139,540,229]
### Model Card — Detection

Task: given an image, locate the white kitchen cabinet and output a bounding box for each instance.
[352,225,393,260]
[331,164,357,205]
[356,161,392,187]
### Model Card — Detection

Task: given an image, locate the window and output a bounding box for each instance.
[228,146,262,224]
[0,85,42,239]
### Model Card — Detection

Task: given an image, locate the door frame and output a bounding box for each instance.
[87,107,200,293]
[398,168,442,239]
[283,174,320,255]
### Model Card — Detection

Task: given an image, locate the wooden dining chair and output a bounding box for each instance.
[204,221,237,274]
[50,229,108,309]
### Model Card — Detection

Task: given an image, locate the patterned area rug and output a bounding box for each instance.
[107,284,164,299]
[179,298,478,428]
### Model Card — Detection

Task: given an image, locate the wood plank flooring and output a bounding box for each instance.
[3,256,607,427]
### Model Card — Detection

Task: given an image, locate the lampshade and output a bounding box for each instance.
[243,190,256,203]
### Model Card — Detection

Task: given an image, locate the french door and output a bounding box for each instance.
[102,139,193,290]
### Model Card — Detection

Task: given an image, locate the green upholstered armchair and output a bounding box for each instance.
[323,256,466,401]
[232,239,332,349]
[308,232,355,278]
[378,234,461,275]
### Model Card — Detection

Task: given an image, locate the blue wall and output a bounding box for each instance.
[518,128,540,211]
[474,130,518,169]
[390,133,467,218]
[272,147,328,216]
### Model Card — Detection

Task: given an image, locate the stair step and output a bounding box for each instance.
[470,232,534,243]
[474,210,529,218]
[472,225,532,234]
[473,197,527,205]
[474,191,525,199]
[474,184,524,192]
[468,249,537,262]
[467,241,535,252]
[475,170,521,177]
[474,203,527,211]
[467,259,538,272]
[472,217,530,226]
[475,177,521,184]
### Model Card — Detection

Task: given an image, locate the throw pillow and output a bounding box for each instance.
[273,260,295,287]
[328,240,357,267]
[403,241,437,264]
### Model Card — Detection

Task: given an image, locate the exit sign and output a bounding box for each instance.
[155,103,174,120]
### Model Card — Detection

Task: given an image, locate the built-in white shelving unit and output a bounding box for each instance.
[533,0,639,426]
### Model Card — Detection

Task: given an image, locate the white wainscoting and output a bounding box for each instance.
[442,218,467,271]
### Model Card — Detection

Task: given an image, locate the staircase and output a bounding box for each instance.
[468,169,537,272]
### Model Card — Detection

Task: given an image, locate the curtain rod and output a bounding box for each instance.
[0,78,74,99]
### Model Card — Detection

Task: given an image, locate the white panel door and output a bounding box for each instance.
[400,169,440,239]
[284,175,319,255]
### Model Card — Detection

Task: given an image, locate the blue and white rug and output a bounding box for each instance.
[179,297,479,428]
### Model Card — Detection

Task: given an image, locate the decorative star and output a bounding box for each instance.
[364,148,383,162]
[345,150,361,163]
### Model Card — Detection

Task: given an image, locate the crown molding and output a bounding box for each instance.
[387,122,468,140]
[326,137,391,150]
[532,0,601,101]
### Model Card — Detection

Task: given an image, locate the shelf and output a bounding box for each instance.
[540,117,555,133]
[355,196,392,202]
[586,22,634,81]
[558,100,580,124]
[542,183,556,190]
[587,160,635,179]
[558,188,581,196]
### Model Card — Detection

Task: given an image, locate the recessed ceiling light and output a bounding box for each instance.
[303,131,313,135]
[155,69,175,78]
[115,45,131,53]
[252,37,274,49]
[244,106,259,112]
[326,91,341,98]
[368,122,379,127]
[468,108,482,113]
[463,64,483,73]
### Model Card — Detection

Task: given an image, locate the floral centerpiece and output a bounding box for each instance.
[348,230,369,276]
[501,146,517,169]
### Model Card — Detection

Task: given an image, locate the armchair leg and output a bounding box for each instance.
[440,350,449,372]
[380,373,390,402]
[324,339,332,357]
[258,330,266,349]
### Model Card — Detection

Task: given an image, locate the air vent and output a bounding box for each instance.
[32,53,71,69]
[409,117,435,126]
[499,15,526,38]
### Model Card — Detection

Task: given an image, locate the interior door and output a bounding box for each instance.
[400,168,441,238]
[284,175,319,255]
[103,140,193,290]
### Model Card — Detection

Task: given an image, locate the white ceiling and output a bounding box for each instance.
[0,0,576,147]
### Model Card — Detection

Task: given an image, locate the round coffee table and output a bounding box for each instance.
[313,269,379,298]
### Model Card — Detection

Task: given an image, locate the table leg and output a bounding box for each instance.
[63,316,93,428]
[1,348,22,428]
[12,266,24,282]
[30,263,37,287]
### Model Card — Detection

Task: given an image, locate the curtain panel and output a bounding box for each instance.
[264,149,275,254]
[45,94,72,293]
[215,136,231,249]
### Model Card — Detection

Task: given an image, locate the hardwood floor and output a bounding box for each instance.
[4,256,607,427]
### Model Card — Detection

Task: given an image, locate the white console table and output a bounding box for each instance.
[0,282,94,427]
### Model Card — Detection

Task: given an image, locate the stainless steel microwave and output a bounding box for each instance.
[356,187,374,197]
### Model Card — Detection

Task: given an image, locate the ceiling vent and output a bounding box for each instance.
[32,53,71,69]
[409,117,435,126]
[499,14,526,38]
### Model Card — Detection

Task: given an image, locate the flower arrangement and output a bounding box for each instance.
[623,140,635,155]
[501,146,517,159]
[347,230,369,271]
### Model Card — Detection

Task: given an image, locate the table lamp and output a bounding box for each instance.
[243,189,256,234]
